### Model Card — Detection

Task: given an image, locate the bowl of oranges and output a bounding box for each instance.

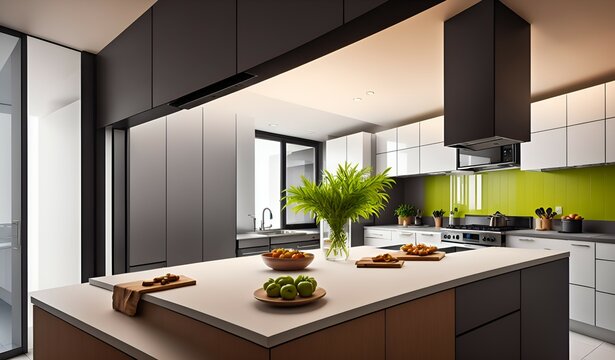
[261,248,314,271]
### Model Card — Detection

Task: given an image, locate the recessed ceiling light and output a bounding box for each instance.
[353,97,363,102]
[366,90,375,96]
[268,123,278,127]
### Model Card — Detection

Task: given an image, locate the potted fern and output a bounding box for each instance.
[284,163,394,260]
[432,209,446,228]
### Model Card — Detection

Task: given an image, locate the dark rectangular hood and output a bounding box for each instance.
[443,0,530,151]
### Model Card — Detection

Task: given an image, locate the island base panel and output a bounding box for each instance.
[34,306,133,360]
[271,310,385,360]
[386,289,455,360]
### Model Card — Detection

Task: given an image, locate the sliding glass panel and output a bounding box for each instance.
[254,138,281,229]
[0,30,23,356]
[285,144,315,225]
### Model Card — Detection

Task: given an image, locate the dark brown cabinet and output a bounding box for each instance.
[456,311,521,360]
[344,0,387,22]
[97,9,152,128]
[237,0,344,72]
[152,0,237,107]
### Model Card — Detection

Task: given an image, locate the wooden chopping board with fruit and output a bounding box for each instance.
[356,253,405,268]
[391,243,446,261]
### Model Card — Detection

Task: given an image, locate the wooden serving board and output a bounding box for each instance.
[389,251,445,261]
[355,258,405,268]
[116,275,196,294]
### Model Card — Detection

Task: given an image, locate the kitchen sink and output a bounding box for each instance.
[254,230,307,236]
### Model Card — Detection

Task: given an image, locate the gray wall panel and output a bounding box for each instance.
[166,108,203,266]
[236,115,255,233]
[203,106,236,260]
[129,117,167,266]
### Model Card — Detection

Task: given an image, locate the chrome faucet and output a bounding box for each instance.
[260,208,273,231]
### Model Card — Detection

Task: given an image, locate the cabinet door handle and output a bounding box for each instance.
[544,248,551,250]
[420,233,434,236]
[242,250,268,256]
[519,238,534,242]
[400,232,415,235]
[571,243,590,248]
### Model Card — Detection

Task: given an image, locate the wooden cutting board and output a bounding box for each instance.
[112,275,196,316]
[389,251,445,261]
[355,258,405,268]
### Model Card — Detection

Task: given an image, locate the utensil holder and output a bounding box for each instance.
[541,218,552,231]
[434,217,443,228]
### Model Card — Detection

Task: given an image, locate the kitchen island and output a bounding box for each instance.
[32,246,569,359]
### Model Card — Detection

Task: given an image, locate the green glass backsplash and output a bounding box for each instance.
[423,165,615,221]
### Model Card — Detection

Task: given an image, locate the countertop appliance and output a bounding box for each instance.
[440,215,533,247]
[457,144,519,171]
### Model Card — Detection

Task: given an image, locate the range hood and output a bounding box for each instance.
[444,0,530,151]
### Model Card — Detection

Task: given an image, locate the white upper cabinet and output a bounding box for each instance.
[419,116,444,145]
[531,95,566,132]
[397,122,420,150]
[607,81,615,119]
[607,118,615,163]
[325,136,346,173]
[520,127,567,171]
[567,120,605,167]
[326,132,373,173]
[567,84,605,126]
[375,128,397,154]
[346,132,373,170]
[419,142,456,174]
[397,147,419,176]
[376,151,397,177]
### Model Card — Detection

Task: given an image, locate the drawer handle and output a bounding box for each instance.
[544,248,551,250]
[420,233,434,236]
[571,244,590,248]
[242,250,268,256]
[400,232,415,235]
[519,238,534,242]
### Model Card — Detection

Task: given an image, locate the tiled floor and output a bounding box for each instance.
[2,331,614,359]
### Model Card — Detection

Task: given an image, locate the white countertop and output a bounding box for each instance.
[32,246,568,355]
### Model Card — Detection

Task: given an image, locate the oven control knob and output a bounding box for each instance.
[455,235,460,240]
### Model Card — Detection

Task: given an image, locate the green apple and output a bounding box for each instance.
[263,278,275,291]
[276,276,294,287]
[266,283,281,297]
[280,284,298,300]
[294,275,308,287]
[307,277,318,292]
[297,281,314,297]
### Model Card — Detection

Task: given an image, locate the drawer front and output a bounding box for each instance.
[393,231,416,245]
[237,246,270,257]
[506,236,552,250]
[456,271,520,335]
[416,232,440,244]
[568,241,595,287]
[237,237,270,249]
[456,311,520,360]
[596,260,615,294]
[364,237,391,247]
[364,229,392,241]
[270,233,319,245]
[570,284,595,325]
[276,240,320,251]
[597,242,615,261]
[596,291,615,332]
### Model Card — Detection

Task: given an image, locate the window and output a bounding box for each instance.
[255,132,319,229]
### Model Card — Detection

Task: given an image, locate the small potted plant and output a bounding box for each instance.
[394,204,417,226]
[449,207,460,226]
[432,209,445,228]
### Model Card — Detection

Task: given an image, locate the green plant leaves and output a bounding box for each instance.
[283,162,395,226]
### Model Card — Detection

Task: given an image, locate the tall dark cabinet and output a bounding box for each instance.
[152,0,237,107]
[97,9,152,128]
[237,0,344,72]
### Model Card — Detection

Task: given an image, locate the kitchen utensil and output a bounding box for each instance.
[535,208,543,218]
[546,207,552,218]
[489,211,508,227]
[390,251,446,261]
[355,258,405,268]
[261,253,314,271]
[253,287,326,307]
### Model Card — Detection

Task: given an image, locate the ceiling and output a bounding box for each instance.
[223,0,615,141]
[0,0,155,53]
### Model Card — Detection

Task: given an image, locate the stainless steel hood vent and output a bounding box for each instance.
[444,0,530,150]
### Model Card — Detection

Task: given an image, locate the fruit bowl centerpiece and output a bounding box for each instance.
[254,275,325,307]
[261,248,314,271]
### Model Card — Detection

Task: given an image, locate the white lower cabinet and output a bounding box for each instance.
[376,152,397,177]
[397,147,419,176]
[567,120,606,167]
[520,128,567,171]
[596,260,615,294]
[364,229,393,247]
[393,231,416,246]
[570,284,595,325]
[416,232,439,244]
[596,291,615,331]
[597,242,615,260]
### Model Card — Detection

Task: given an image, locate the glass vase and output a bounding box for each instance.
[320,220,351,260]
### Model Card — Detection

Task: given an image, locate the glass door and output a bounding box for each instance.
[0,30,25,358]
